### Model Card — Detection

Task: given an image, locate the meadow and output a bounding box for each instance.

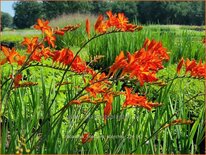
[0,13,205,154]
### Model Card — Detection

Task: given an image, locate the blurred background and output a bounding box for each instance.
[1,0,205,30]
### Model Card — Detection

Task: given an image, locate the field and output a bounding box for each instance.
[0,13,205,154]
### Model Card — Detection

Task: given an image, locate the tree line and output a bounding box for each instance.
[1,1,205,29]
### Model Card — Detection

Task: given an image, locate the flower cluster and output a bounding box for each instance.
[108,38,169,85]
[0,46,26,66]
[1,13,167,124]
[34,19,81,47]
[22,37,54,62]
[123,87,160,110]
[34,19,56,47]
[93,11,143,34]
[177,58,206,79]
[52,48,93,74]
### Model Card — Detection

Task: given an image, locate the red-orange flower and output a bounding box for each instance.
[34,19,50,32]
[123,87,160,110]
[1,46,18,64]
[185,59,196,73]
[40,47,54,60]
[22,37,39,53]
[106,10,118,27]
[54,24,81,36]
[94,11,143,34]
[177,57,184,75]
[86,19,90,38]
[116,13,129,31]
[82,133,93,144]
[103,93,113,123]
[176,58,206,79]
[52,48,74,65]
[108,51,127,77]
[0,46,26,66]
[10,74,22,88]
[95,14,104,32]
[70,95,91,105]
[34,19,56,48]
[86,72,110,97]
[108,39,169,85]
[30,50,42,62]
[16,55,26,66]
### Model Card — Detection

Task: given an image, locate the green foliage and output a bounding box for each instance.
[110,1,139,21]
[1,65,204,154]
[42,1,93,20]
[13,1,43,29]
[1,12,13,30]
[10,1,205,27]
[138,1,204,25]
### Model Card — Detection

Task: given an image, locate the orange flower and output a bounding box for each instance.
[106,10,118,27]
[16,55,26,66]
[108,51,127,76]
[40,47,54,60]
[22,37,39,53]
[0,46,25,66]
[44,35,56,48]
[177,58,206,79]
[96,22,108,33]
[71,56,88,73]
[94,14,104,32]
[190,60,205,78]
[94,11,142,33]
[123,87,160,110]
[103,93,113,123]
[43,29,56,48]
[85,82,106,97]
[108,39,168,85]
[54,24,81,36]
[70,95,91,105]
[10,74,22,88]
[177,57,184,75]
[82,133,93,144]
[30,50,42,62]
[123,87,147,107]
[185,59,196,73]
[55,30,64,36]
[116,13,129,31]
[86,72,110,97]
[52,48,74,66]
[1,46,17,64]
[86,19,90,38]
[34,19,50,32]
[34,19,56,48]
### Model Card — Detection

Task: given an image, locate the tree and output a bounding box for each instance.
[1,12,13,30]
[138,1,204,25]
[42,1,93,20]
[111,1,139,22]
[13,1,43,29]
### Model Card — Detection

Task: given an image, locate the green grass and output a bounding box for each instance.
[52,24,204,68]
[87,26,204,68]
[0,29,41,45]
[1,64,204,154]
